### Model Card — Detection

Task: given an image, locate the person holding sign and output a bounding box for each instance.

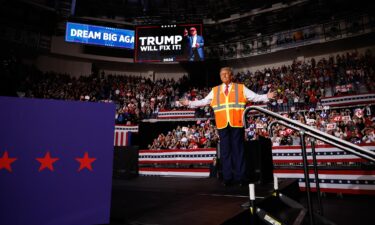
[184,27,204,61]
[180,67,276,186]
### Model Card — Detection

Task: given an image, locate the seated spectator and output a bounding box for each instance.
[362,128,375,143]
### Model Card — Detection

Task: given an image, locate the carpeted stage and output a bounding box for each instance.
[108,176,374,225]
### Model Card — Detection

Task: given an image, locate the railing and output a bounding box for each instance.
[243,106,375,225]
[206,13,374,60]
[244,106,375,162]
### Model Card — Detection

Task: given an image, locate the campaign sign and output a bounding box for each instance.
[135,24,204,62]
[65,22,134,49]
[0,97,115,225]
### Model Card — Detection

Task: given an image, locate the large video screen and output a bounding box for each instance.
[135,24,204,63]
[65,22,134,49]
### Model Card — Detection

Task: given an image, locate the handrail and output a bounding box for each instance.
[243,106,375,163]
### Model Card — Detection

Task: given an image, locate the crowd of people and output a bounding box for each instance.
[3,62,216,124]
[2,50,374,126]
[147,121,219,150]
[234,49,374,112]
[244,105,375,146]
[2,49,375,148]
[147,105,374,149]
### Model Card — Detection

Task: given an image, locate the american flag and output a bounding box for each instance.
[272,143,375,194]
[157,110,195,119]
[321,93,375,107]
[114,125,138,146]
[138,148,217,177]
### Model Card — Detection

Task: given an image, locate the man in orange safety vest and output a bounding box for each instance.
[180,67,276,186]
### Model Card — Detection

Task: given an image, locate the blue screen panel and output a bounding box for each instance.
[65,22,134,49]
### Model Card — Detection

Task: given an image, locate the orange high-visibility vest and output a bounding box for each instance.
[210,83,247,129]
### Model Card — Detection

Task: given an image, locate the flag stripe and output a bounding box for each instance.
[115,132,119,146]
[114,125,138,147]
[139,160,213,164]
[157,110,195,119]
[120,131,124,146]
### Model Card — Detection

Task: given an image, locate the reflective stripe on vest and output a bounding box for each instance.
[210,83,246,129]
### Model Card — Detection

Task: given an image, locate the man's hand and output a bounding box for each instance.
[267,89,277,99]
[195,43,200,48]
[179,98,190,106]
[184,29,188,37]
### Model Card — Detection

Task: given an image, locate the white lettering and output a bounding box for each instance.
[140,46,158,51]
[155,36,163,45]
[139,37,147,45]
[93,31,101,39]
[103,33,117,41]
[148,37,155,45]
[175,35,182,44]
[77,30,83,37]
[127,36,134,43]
[119,35,134,43]
[83,30,88,38]
[70,29,77,37]
[138,35,184,46]
[70,29,102,39]
[164,36,173,44]
[159,45,171,50]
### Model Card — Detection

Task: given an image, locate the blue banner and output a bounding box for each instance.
[65,22,134,49]
[0,97,115,225]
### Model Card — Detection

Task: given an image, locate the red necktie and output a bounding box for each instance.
[224,84,229,95]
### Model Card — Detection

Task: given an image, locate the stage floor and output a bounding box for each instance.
[109,176,274,225]
[108,176,374,225]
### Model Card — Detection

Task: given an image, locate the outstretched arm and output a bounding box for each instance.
[179,90,213,108]
[244,86,276,102]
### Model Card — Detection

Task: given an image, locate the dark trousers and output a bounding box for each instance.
[218,126,246,182]
[190,48,202,61]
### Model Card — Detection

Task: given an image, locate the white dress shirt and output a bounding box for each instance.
[192,35,197,47]
[188,83,269,108]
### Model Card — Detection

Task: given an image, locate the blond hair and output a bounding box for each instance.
[220,67,233,75]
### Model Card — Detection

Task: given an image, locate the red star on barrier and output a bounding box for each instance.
[0,151,17,172]
[36,151,59,172]
[76,152,96,172]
